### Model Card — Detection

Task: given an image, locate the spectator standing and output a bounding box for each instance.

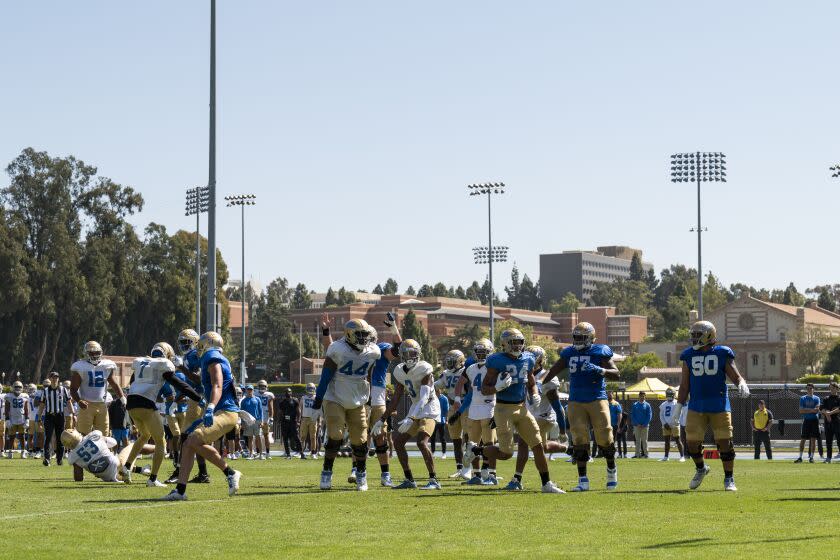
[108,389,130,451]
[795,384,821,463]
[616,410,629,458]
[751,400,773,460]
[820,382,840,463]
[39,372,70,466]
[277,389,303,459]
[631,392,652,458]
[239,385,264,459]
[431,393,448,459]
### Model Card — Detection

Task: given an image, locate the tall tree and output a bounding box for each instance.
[405,285,416,296]
[702,272,729,314]
[550,292,581,313]
[400,308,438,368]
[383,278,398,295]
[465,281,481,301]
[455,285,466,299]
[505,265,522,307]
[791,327,831,374]
[325,287,337,306]
[782,282,806,307]
[292,283,312,309]
[417,284,433,297]
[432,282,448,297]
[629,252,645,281]
[372,284,384,295]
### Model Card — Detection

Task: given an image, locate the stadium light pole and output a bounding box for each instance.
[670,152,727,320]
[185,186,210,332]
[206,0,218,333]
[226,194,257,384]
[472,246,509,341]
[468,182,506,340]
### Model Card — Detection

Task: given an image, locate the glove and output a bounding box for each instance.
[199,398,207,409]
[203,405,215,428]
[119,396,127,406]
[384,311,399,336]
[448,411,461,426]
[529,392,542,409]
[738,379,750,397]
[269,418,274,427]
[581,362,605,375]
[494,374,513,392]
[312,396,323,410]
[398,417,414,434]
[371,419,385,437]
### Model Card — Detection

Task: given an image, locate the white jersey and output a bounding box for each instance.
[393,361,440,420]
[67,430,120,482]
[324,338,380,409]
[4,393,29,424]
[528,369,559,423]
[71,359,118,402]
[257,390,275,419]
[464,363,495,420]
[679,404,688,426]
[301,394,317,418]
[32,389,44,408]
[659,400,678,426]
[434,368,464,400]
[128,357,175,404]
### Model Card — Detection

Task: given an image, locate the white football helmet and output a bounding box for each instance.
[197,331,224,357]
[177,329,199,354]
[473,338,495,365]
[444,349,466,371]
[84,341,103,365]
[526,345,546,370]
[151,342,175,360]
[690,321,716,350]
[257,379,268,393]
[399,339,422,368]
[500,328,526,358]
[12,381,23,394]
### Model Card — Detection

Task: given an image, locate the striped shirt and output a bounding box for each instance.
[42,385,70,414]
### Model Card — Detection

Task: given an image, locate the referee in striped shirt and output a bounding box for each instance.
[40,372,70,466]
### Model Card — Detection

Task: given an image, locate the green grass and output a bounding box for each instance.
[1,454,838,559]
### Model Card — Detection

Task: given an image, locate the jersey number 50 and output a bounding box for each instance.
[690,355,719,376]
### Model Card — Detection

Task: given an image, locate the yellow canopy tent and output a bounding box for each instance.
[622,377,676,399]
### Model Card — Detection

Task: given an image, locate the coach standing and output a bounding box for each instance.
[39,372,70,466]
[631,392,652,458]
[278,388,303,459]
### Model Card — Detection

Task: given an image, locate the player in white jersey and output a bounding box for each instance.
[314,319,381,491]
[61,429,154,483]
[0,388,5,456]
[660,388,685,462]
[527,346,568,457]
[452,338,498,484]
[70,341,126,440]
[299,383,320,459]
[123,342,204,486]
[256,380,274,459]
[435,349,469,478]
[4,382,29,458]
[28,383,43,458]
[374,339,441,490]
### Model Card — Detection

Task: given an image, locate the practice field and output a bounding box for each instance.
[1,455,837,559]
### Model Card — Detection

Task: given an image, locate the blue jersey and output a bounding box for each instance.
[486,351,535,404]
[183,349,200,373]
[562,344,613,403]
[164,371,191,414]
[800,395,821,420]
[680,345,735,413]
[200,349,240,413]
[608,401,622,426]
[371,342,392,389]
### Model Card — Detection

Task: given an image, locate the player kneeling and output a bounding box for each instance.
[62,429,153,483]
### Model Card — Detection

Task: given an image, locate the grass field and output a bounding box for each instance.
[1,453,838,559]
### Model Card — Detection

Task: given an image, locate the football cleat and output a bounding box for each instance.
[465,475,483,485]
[571,477,590,492]
[380,472,393,487]
[689,465,711,490]
[160,490,187,501]
[226,470,242,496]
[392,479,417,490]
[679,456,686,463]
[320,470,333,490]
[348,468,357,484]
[458,466,472,480]
[659,457,669,462]
[481,475,499,486]
[140,465,152,476]
[164,470,180,484]
[463,447,476,466]
[724,477,737,492]
[356,472,368,491]
[542,481,565,494]
[793,457,803,463]
[147,479,167,488]
[419,478,441,490]
[503,479,523,491]
[120,465,132,484]
[606,468,618,490]
[21,451,29,459]
[190,473,211,483]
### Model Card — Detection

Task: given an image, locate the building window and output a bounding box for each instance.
[769,354,776,366]
[751,355,759,367]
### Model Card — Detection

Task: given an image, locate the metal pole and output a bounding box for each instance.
[487,190,494,341]
[299,323,303,381]
[195,207,201,332]
[206,0,218,332]
[241,203,246,384]
[696,152,703,320]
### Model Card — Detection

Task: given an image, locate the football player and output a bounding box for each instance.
[659,388,685,462]
[161,331,243,500]
[256,379,274,459]
[61,428,154,483]
[122,342,203,487]
[675,321,749,492]
[313,319,380,491]
[543,322,619,492]
[62,380,76,429]
[373,339,441,490]
[172,329,212,484]
[299,383,320,459]
[4,381,29,458]
[526,346,568,456]
[435,349,470,480]
[28,383,43,458]
[481,329,564,493]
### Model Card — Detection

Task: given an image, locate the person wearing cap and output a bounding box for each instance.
[39,372,71,466]
[238,385,264,459]
[277,388,303,459]
[300,383,320,459]
[820,382,840,463]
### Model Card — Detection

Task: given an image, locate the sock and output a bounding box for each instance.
[429,471,436,480]
[577,463,587,477]
[539,471,550,485]
[149,474,157,482]
[606,457,616,470]
[380,463,389,474]
[176,483,187,495]
[223,466,235,477]
[489,470,496,476]
[323,457,335,472]
[356,461,366,474]
[696,460,706,471]
[481,462,489,471]
[456,463,463,470]
[404,469,414,482]
[724,470,733,479]
[513,472,523,482]
[132,466,144,473]
[198,460,208,476]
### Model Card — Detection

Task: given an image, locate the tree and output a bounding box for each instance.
[550,292,581,313]
[818,289,836,312]
[325,287,337,306]
[806,284,840,312]
[248,277,310,375]
[616,353,665,382]
[336,287,355,305]
[383,278,398,295]
[791,327,832,374]
[702,272,729,314]
[629,252,645,281]
[417,284,433,297]
[292,283,312,309]
[518,274,540,310]
[591,278,651,316]
[400,308,438,369]
[372,284,384,295]
[465,281,481,301]
[432,282,448,297]
[505,265,522,307]
[822,339,840,374]
[405,285,416,296]
[455,285,466,299]
[435,323,488,357]
[783,282,806,306]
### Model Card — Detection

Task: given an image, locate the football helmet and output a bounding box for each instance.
[399,339,422,368]
[257,379,268,393]
[305,382,316,395]
[197,331,224,357]
[27,383,37,394]
[444,349,466,371]
[366,324,379,344]
[12,381,23,394]
[344,319,372,348]
[177,329,199,354]
[526,345,546,370]
[473,338,495,365]
[60,429,83,450]
[572,322,596,350]
[84,341,103,365]
[151,342,175,360]
[665,387,676,399]
[500,328,526,358]
[690,321,716,350]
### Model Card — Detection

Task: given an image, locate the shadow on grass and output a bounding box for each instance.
[613,489,689,495]
[775,497,840,502]
[782,487,840,492]
[642,535,828,550]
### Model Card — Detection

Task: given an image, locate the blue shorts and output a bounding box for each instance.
[112,428,129,441]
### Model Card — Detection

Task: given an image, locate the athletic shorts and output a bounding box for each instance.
[112,428,130,441]
[662,424,679,437]
[401,418,436,438]
[494,402,541,454]
[685,410,732,441]
[801,418,820,439]
[567,400,613,447]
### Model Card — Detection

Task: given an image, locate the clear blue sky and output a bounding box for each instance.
[2,1,839,296]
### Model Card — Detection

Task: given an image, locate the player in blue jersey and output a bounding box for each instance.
[161,331,243,500]
[675,321,749,492]
[161,370,192,482]
[543,322,620,492]
[480,328,564,493]
[172,328,212,484]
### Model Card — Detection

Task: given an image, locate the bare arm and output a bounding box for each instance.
[677,363,690,405]
[481,367,500,396]
[526,371,537,397]
[320,313,334,348]
[207,363,223,407]
[70,371,87,409]
[382,380,404,419]
[724,359,743,386]
[107,374,125,400]
[602,358,620,380]
[541,357,567,386]
[454,372,469,397]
